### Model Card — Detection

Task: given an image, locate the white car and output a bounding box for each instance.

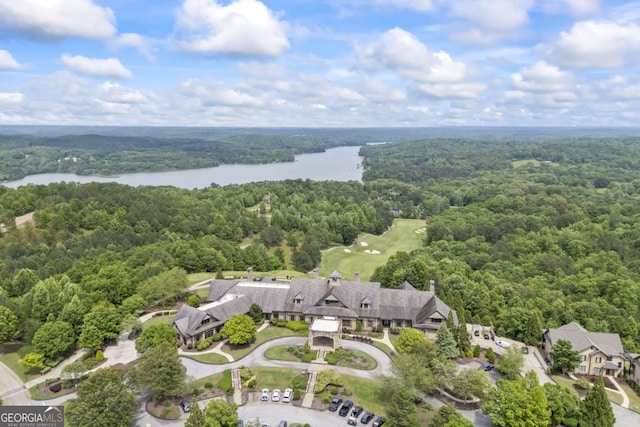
[272,389,281,402]
[261,389,270,401]
[282,388,293,403]
[496,340,511,349]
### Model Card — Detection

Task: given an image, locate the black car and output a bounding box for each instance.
[372,416,386,427]
[339,400,354,416]
[329,396,343,411]
[180,400,190,413]
[351,406,364,418]
[360,412,374,424]
[478,363,494,371]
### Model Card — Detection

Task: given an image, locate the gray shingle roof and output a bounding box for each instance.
[545,322,624,356]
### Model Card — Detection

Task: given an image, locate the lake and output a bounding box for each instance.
[2,146,363,189]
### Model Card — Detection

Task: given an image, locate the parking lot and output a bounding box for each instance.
[238,401,357,427]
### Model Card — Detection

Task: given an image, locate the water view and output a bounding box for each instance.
[3,146,363,190]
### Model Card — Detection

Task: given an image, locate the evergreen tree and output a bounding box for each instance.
[385,386,420,427]
[524,311,543,346]
[436,324,459,359]
[581,376,615,427]
[248,303,263,323]
[184,398,205,427]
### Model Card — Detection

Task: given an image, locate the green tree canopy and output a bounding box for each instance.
[450,368,492,400]
[543,383,581,426]
[429,405,474,427]
[185,397,205,427]
[436,324,459,359]
[248,303,263,323]
[385,384,420,427]
[220,314,257,345]
[0,305,20,343]
[203,399,239,427]
[550,339,581,374]
[65,367,136,427]
[496,344,524,380]
[483,375,550,427]
[135,323,178,353]
[20,353,45,370]
[136,342,185,400]
[32,320,76,360]
[395,327,426,354]
[78,302,121,351]
[581,376,615,427]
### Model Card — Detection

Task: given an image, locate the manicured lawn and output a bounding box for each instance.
[188,372,225,389]
[606,389,624,405]
[222,327,298,360]
[620,382,640,413]
[341,375,386,416]
[142,313,175,330]
[372,341,396,357]
[264,345,303,362]
[552,375,624,405]
[0,351,39,382]
[181,353,229,364]
[253,367,301,390]
[326,349,377,370]
[187,272,217,286]
[320,219,426,281]
[28,383,70,400]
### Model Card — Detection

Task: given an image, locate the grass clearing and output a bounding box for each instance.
[620,382,640,413]
[372,341,396,357]
[341,375,386,415]
[222,327,298,360]
[552,375,625,405]
[320,219,426,280]
[606,389,624,405]
[181,353,229,364]
[0,351,38,382]
[142,313,175,330]
[253,367,301,390]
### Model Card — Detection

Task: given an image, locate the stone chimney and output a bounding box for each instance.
[247,267,253,281]
[429,279,435,293]
[354,271,360,282]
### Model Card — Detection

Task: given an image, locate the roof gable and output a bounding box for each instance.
[545,322,624,356]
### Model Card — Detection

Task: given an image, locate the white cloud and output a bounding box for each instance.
[357,28,468,83]
[332,0,433,12]
[0,92,24,103]
[593,75,640,100]
[547,20,640,68]
[418,82,486,99]
[109,33,156,61]
[446,0,534,44]
[98,82,147,104]
[512,61,574,92]
[0,0,116,39]
[174,0,289,57]
[0,50,21,70]
[179,79,266,107]
[540,0,600,17]
[61,54,132,79]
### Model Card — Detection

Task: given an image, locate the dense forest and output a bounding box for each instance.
[2,132,640,358]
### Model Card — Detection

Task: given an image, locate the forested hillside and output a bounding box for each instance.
[366,137,640,351]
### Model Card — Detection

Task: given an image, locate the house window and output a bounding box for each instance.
[595,356,602,363]
[201,318,210,325]
[360,303,370,309]
[294,298,302,304]
[594,368,601,375]
[204,329,214,338]
[395,320,403,327]
[430,318,443,323]
[581,355,587,362]
[579,365,586,372]
[343,320,352,327]
[606,356,612,362]
[325,299,339,306]
[618,362,622,368]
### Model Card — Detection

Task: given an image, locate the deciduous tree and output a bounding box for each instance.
[65,367,136,427]
[395,327,426,354]
[496,345,524,380]
[0,305,20,343]
[220,314,256,345]
[32,320,76,360]
[20,353,45,371]
[450,368,492,400]
[135,323,177,353]
[550,339,581,374]
[203,399,239,427]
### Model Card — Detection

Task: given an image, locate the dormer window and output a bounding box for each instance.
[294,298,302,304]
[325,299,339,306]
[361,303,370,309]
[201,317,211,325]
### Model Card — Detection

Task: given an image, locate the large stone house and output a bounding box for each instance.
[626,353,640,387]
[542,322,625,377]
[173,271,457,347]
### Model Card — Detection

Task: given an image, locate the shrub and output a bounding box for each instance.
[330,388,338,395]
[62,380,73,389]
[322,396,331,404]
[355,321,363,333]
[342,387,352,396]
[212,333,222,342]
[187,343,193,349]
[204,381,213,389]
[192,388,201,397]
[293,389,302,400]
[286,320,309,332]
[45,377,60,386]
[247,379,256,389]
[486,347,495,364]
[389,327,400,335]
[301,352,316,363]
[291,375,308,390]
[576,377,591,390]
[95,350,104,362]
[473,345,481,358]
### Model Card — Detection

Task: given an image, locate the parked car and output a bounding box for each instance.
[496,340,511,349]
[272,389,281,402]
[478,363,494,371]
[329,396,343,411]
[261,389,270,401]
[277,421,287,427]
[339,400,354,416]
[372,416,386,427]
[351,405,364,418]
[180,400,190,413]
[348,416,358,426]
[282,388,293,403]
[361,412,375,424]
[238,420,244,427]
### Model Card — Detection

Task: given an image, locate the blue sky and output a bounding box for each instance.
[1,0,640,126]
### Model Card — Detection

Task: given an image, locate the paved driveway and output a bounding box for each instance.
[0,361,31,405]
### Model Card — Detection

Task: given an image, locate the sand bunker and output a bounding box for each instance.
[364,249,381,254]
[360,241,369,247]
[344,248,352,253]
[414,227,426,234]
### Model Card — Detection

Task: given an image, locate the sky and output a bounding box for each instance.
[1,0,640,127]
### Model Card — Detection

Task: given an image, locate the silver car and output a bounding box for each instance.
[282,388,293,403]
